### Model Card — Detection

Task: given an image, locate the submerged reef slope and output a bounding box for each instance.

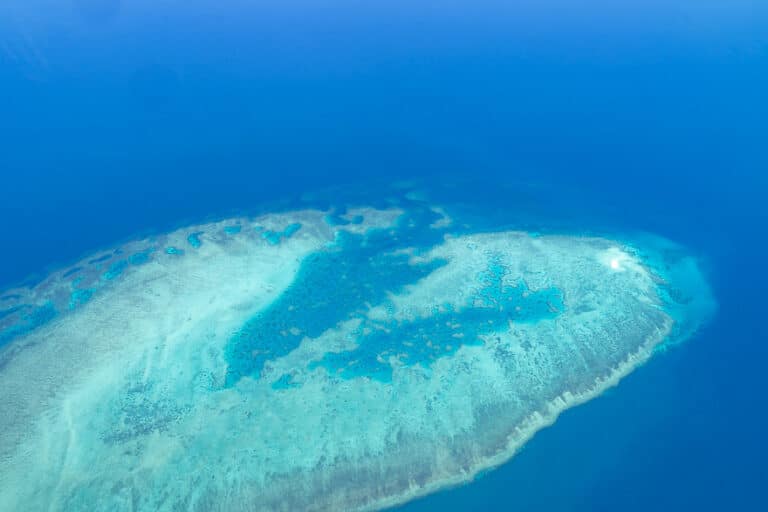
[0,204,714,511]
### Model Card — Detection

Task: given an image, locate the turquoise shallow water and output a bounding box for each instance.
[0,190,717,511]
[225,206,566,386]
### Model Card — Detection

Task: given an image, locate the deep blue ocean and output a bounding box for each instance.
[1,1,766,510]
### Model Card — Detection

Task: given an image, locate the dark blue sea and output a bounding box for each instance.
[1,1,766,510]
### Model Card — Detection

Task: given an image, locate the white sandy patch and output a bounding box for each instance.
[429,206,453,229]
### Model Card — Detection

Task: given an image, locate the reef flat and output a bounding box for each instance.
[0,204,714,511]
